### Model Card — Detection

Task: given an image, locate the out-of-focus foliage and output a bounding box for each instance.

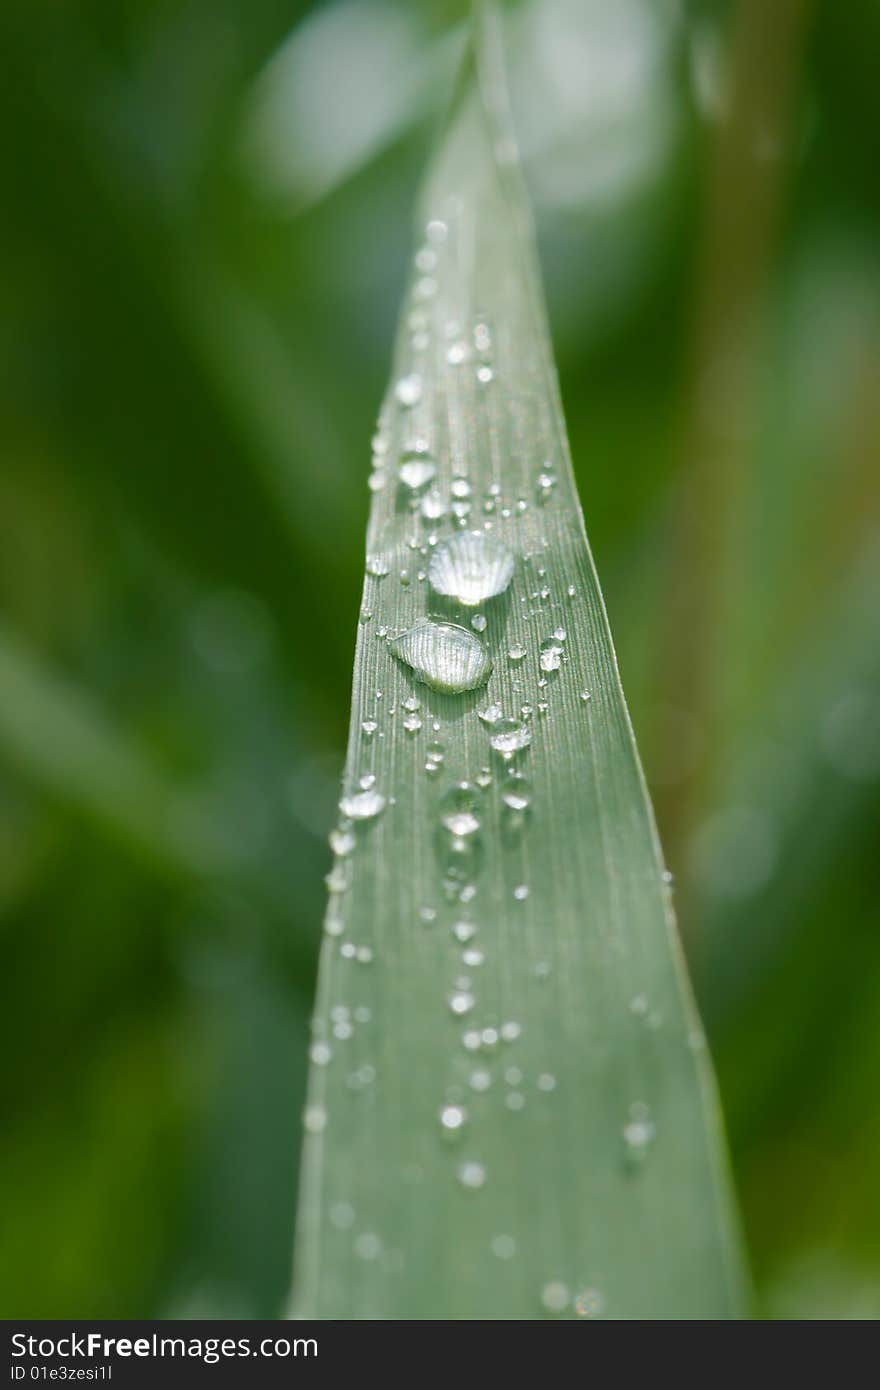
[0,0,878,1318]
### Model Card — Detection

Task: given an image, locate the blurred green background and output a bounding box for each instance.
[1,0,878,1318]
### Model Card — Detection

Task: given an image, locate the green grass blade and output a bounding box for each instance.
[292,5,748,1320]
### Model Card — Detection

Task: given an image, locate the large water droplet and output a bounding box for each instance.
[428,531,514,606]
[390,620,492,693]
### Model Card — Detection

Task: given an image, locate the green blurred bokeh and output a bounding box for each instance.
[1,0,878,1318]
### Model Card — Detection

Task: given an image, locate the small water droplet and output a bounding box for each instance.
[391,620,492,694]
[579,690,592,703]
[501,773,531,812]
[541,1281,570,1313]
[329,827,356,856]
[452,921,476,943]
[448,990,475,1016]
[309,1041,333,1066]
[506,1091,525,1111]
[415,246,436,273]
[330,1202,355,1230]
[462,946,484,967]
[395,373,422,407]
[447,341,468,365]
[458,1161,486,1190]
[478,702,504,726]
[440,1103,467,1133]
[491,1234,516,1259]
[540,637,564,672]
[623,1103,656,1163]
[403,714,422,733]
[470,1068,492,1092]
[574,1288,605,1319]
[303,1104,327,1134]
[366,554,391,578]
[537,1073,556,1092]
[339,789,386,820]
[508,641,527,661]
[361,718,378,736]
[426,218,447,243]
[476,365,494,384]
[471,613,487,632]
[440,783,482,837]
[354,1232,382,1261]
[500,1021,522,1041]
[536,470,556,504]
[489,719,532,756]
[398,451,436,491]
[421,489,447,520]
[473,322,492,352]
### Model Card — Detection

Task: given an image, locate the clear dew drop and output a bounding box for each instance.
[398,451,436,491]
[303,1104,327,1134]
[623,1102,656,1163]
[309,1041,332,1066]
[471,613,487,632]
[366,554,391,578]
[574,1288,605,1319]
[428,531,515,606]
[489,719,532,756]
[470,1068,492,1092]
[448,990,475,1016]
[508,641,527,661]
[440,1103,467,1134]
[458,1161,486,1190]
[478,702,504,726]
[491,1234,516,1260]
[390,619,492,694]
[338,789,386,821]
[354,1232,382,1261]
[329,827,356,856]
[452,921,476,943]
[541,1281,570,1314]
[361,718,378,736]
[440,783,482,837]
[395,373,422,407]
[540,637,564,672]
[421,489,447,520]
[501,772,531,812]
[476,365,494,384]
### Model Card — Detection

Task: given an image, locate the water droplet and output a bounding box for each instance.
[574,1288,605,1318]
[329,827,356,856]
[428,531,514,606]
[421,490,447,520]
[354,1232,382,1261]
[481,1027,500,1048]
[415,246,436,273]
[623,1103,656,1163]
[489,719,532,756]
[471,613,487,632]
[398,451,436,491]
[440,1104,467,1134]
[500,1021,522,1041]
[541,1281,570,1313]
[359,773,376,790]
[458,1161,486,1190]
[426,218,447,243]
[477,365,494,384]
[329,1202,355,1230]
[553,627,567,641]
[448,990,475,1016]
[390,620,492,693]
[579,690,592,703]
[537,1073,556,1092]
[540,637,564,672]
[506,1090,526,1111]
[536,470,556,504]
[491,1234,516,1259]
[339,789,386,820]
[462,946,484,967]
[478,702,504,726]
[452,921,476,943]
[447,341,468,365]
[440,783,482,837]
[366,554,391,578]
[501,773,531,812]
[403,714,422,733]
[470,1068,492,1092]
[368,470,387,491]
[309,1042,332,1066]
[508,641,527,661]
[513,881,531,901]
[395,373,422,407]
[303,1105,327,1134]
[361,719,378,736]
[474,322,491,352]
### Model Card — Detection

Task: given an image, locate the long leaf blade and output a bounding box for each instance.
[293,6,747,1320]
